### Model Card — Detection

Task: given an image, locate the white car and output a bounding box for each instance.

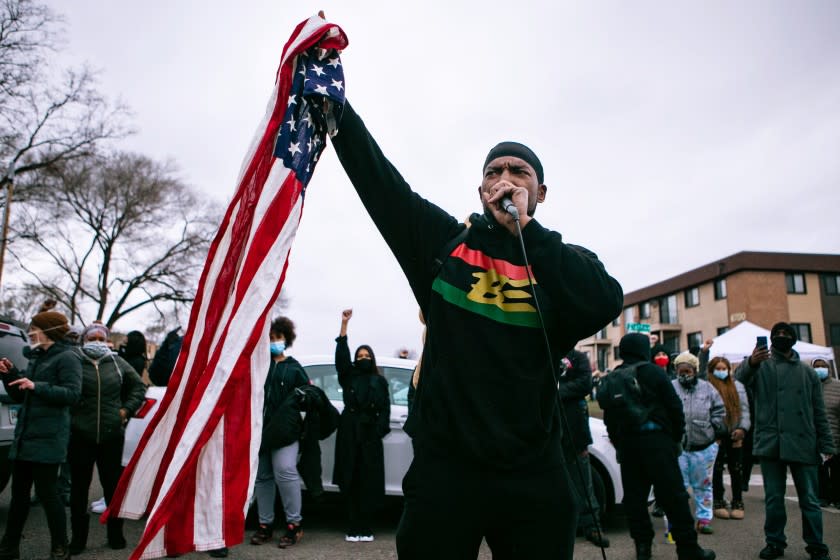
[124,355,623,515]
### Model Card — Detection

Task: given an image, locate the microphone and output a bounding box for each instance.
[500,196,519,220]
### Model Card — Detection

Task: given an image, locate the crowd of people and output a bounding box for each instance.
[598,324,838,560]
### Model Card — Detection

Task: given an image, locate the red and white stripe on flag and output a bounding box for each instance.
[104,15,348,559]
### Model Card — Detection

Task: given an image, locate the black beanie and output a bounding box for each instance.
[483,142,544,184]
[771,322,797,341]
[620,333,652,362]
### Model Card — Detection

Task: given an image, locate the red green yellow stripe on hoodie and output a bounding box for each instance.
[432,243,541,328]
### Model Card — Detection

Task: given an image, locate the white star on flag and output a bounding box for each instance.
[327,57,341,68]
[288,142,301,156]
[286,117,296,131]
[310,64,325,77]
[331,79,343,91]
[315,85,328,95]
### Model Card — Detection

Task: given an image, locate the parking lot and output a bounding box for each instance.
[1,468,838,560]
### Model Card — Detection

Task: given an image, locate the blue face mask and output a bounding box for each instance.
[82,341,110,360]
[270,341,286,356]
[712,369,729,380]
[815,367,829,380]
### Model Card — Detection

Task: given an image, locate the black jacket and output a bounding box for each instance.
[332,102,623,471]
[332,335,390,509]
[558,350,593,453]
[72,350,146,444]
[3,341,82,463]
[149,330,182,387]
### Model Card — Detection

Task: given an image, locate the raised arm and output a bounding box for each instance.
[335,309,353,382]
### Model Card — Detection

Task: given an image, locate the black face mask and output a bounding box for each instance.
[354,358,373,372]
[771,336,795,353]
[678,374,698,388]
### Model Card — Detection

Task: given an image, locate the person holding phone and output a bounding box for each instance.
[736,323,835,560]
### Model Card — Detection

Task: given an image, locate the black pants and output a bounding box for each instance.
[396,449,577,559]
[619,432,701,556]
[818,454,840,505]
[712,436,744,503]
[345,457,375,534]
[1,460,66,549]
[68,434,125,546]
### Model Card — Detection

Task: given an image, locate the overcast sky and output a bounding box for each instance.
[45,1,840,356]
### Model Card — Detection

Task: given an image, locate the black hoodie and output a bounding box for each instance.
[332,102,624,471]
[603,334,685,446]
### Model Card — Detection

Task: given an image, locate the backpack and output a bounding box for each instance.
[596,363,652,428]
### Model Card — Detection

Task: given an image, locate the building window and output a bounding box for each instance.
[663,332,680,354]
[612,316,620,327]
[624,307,635,325]
[613,346,621,360]
[785,272,806,294]
[831,324,840,345]
[639,302,651,319]
[790,323,812,343]
[659,294,678,324]
[717,326,730,336]
[684,287,700,308]
[597,346,609,372]
[823,274,840,295]
[687,331,703,350]
[595,327,608,340]
[714,278,727,300]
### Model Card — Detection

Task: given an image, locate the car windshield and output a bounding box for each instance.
[304,363,413,407]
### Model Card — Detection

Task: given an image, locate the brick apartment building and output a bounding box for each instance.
[578,251,840,372]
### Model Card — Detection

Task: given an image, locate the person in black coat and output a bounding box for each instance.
[558,349,608,548]
[118,330,148,382]
[0,303,82,560]
[333,309,390,543]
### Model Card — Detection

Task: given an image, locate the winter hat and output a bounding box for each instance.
[770,322,797,341]
[650,343,670,359]
[483,142,544,184]
[30,300,70,341]
[619,333,652,362]
[81,322,110,341]
[673,352,700,371]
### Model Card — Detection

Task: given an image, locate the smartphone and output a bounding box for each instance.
[756,336,768,349]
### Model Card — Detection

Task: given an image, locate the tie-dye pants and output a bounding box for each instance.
[678,442,719,523]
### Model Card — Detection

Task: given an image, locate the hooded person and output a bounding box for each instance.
[332,309,390,543]
[599,334,714,560]
[0,302,81,560]
[651,343,675,379]
[736,322,835,560]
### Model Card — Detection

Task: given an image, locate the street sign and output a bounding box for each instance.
[626,322,651,334]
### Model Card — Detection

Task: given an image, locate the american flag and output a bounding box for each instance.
[104,15,347,559]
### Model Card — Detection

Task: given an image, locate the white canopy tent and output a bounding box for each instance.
[707,320,836,365]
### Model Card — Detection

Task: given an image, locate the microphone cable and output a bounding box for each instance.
[508,211,610,560]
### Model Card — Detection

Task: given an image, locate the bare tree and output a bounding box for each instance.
[0,0,130,198]
[9,150,220,329]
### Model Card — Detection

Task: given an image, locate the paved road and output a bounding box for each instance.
[1,471,838,560]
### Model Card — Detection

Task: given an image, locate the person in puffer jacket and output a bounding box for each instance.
[68,323,145,555]
[671,352,725,535]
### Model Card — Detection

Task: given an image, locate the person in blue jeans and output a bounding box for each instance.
[736,322,835,560]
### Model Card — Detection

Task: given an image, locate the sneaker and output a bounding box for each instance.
[730,501,745,520]
[713,500,729,519]
[357,532,375,542]
[759,544,785,559]
[696,521,714,535]
[90,497,107,514]
[584,527,610,547]
[249,525,273,545]
[345,534,360,542]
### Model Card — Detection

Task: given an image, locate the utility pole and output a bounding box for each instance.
[0,161,16,290]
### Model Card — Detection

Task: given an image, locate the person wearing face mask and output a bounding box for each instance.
[333,308,390,543]
[66,322,145,555]
[812,358,840,509]
[736,322,835,560]
[250,316,309,549]
[651,343,676,380]
[706,357,750,520]
[0,301,82,560]
[671,353,725,535]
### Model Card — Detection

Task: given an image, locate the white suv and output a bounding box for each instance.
[123,355,623,515]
